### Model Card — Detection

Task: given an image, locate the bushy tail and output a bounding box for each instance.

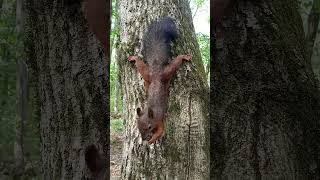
[85,145,107,179]
[142,17,178,65]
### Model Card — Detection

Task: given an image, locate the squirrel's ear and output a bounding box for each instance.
[137,108,142,117]
[148,108,154,118]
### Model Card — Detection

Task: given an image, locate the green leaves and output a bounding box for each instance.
[303,1,313,8]
[314,0,320,13]
[196,32,210,83]
[195,0,205,8]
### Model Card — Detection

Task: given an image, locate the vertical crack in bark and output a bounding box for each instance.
[186,92,192,179]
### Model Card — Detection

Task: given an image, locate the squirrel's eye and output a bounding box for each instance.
[148,125,152,130]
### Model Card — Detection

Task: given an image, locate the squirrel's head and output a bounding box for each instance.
[136,107,154,141]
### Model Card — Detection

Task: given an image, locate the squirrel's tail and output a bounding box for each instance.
[85,145,107,179]
[142,17,178,65]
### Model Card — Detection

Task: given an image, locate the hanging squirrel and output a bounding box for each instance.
[128,17,192,144]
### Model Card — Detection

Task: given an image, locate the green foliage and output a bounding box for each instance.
[111,118,124,133]
[0,0,19,160]
[110,0,123,115]
[195,0,205,8]
[196,32,210,84]
[0,0,40,168]
[314,0,320,12]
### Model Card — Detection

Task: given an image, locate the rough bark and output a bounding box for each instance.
[117,0,209,179]
[24,1,109,179]
[212,1,320,179]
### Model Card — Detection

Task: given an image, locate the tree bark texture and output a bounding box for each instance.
[117,0,210,179]
[24,1,109,179]
[212,1,320,179]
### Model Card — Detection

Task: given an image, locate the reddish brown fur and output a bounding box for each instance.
[85,145,107,180]
[212,0,232,27]
[84,0,109,55]
[129,55,192,144]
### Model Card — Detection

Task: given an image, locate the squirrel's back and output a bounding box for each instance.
[142,17,178,66]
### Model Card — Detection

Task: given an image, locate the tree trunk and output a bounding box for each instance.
[24,1,109,179]
[117,0,210,179]
[212,1,320,179]
[113,66,119,114]
[14,0,26,178]
[0,0,3,14]
[14,60,27,179]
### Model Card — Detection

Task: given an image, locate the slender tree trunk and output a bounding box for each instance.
[14,60,27,179]
[0,1,9,109]
[24,1,109,179]
[212,1,320,179]
[112,0,120,115]
[1,65,8,106]
[113,64,119,114]
[117,0,209,179]
[14,0,26,178]
[305,0,320,63]
[0,0,3,14]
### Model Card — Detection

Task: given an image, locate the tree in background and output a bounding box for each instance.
[212,0,320,179]
[14,0,27,178]
[117,0,209,179]
[299,0,320,78]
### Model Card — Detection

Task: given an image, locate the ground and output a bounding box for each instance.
[111,118,124,179]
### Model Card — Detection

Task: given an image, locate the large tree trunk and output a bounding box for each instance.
[212,1,320,179]
[117,0,209,179]
[24,1,109,179]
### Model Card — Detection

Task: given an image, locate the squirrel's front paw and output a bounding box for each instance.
[183,54,192,61]
[184,54,192,61]
[128,56,138,62]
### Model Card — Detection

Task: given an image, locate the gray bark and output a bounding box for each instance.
[117,0,209,179]
[24,1,109,179]
[212,1,320,179]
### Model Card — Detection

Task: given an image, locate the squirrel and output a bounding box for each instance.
[83,0,109,55]
[212,0,232,28]
[128,17,192,144]
[85,145,108,180]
